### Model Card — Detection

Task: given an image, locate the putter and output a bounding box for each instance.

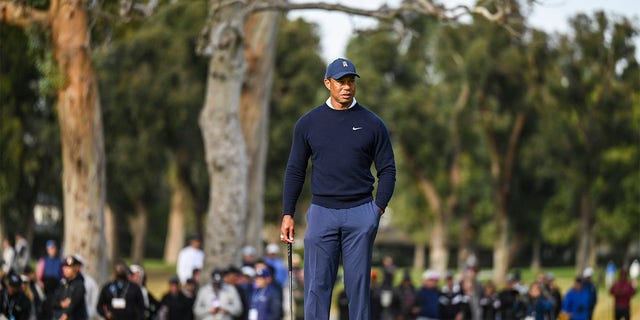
[288,241,294,320]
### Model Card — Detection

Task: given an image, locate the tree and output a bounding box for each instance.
[538,12,639,271]
[1,0,108,283]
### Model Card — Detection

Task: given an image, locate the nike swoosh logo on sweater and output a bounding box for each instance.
[352,127,363,131]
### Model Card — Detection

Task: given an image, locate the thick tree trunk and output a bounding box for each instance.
[430,215,448,274]
[413,242,426,271]
[164,158,191,264]
[199,1,248,274]
[492,192,510,285]
[575,190,593,273]
[50,0,108,285]
[530,236,541,271]
[105,204,117,262]
[129,200,148,264]
[457,212,473,271]
[240,11,281,255]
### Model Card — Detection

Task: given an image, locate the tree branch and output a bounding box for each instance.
[0,1,50,28]
[248,0,509,23]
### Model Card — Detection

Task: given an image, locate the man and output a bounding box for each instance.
[263,244,287,288]
[14,233,29,274]
[97,261,145,320]
[193,269,243,320]
[279,57,396,320]
[249,268,282,320]
[37,240,63,296]
[51,255,87,320]
[439,271,461,320]
[158,276,194,320]
[562,276,591,320]
[610,268,636,320]
[177,235,204,284]
[0,273,32,320]
[413,270,440,320]
[129,264,159,319]
[582,267,598,320]
[73,255,100,320]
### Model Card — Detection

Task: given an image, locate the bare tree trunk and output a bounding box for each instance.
[49,0,108,285]
[457,212,473,271]
[530,236,541,272]
[129,200,148,264]
[105,204,117,262]
[199,1,248,274]
[164,158,191,264]
[493,192,510,284]
[413,242,426,271]
[240,11,281,255]
[430,216,448,274]
[576,189,593,273]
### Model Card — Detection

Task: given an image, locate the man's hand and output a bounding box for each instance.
[280,215,295,244]
[60,297,71,308]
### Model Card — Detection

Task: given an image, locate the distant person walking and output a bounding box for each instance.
[14,233,30,273]
[610,268,636,320]
[177,235,204,285]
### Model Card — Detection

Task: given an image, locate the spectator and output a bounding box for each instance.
[381,256,396,289]
[0,272,32,320]
[606,261,617,289]
[193,269,242,320]
[439,271,461,320]
[395,270,416,320]
[337,287,349,320]
[249,268,282,320]
[369,270,383,320]
[72,255,100,320]
[543,272,562,320]
[582,267,598,320]
[263,243,287,288]
[37,240,63,296]
[2,237,16,274]
[241,246,257,268]
[610,267,636,320]
[223,266,248,320]
[14,233,30,274]
[51,255,87,320]
[97,261,145,320]
[130,264,160,320]
[562,276,591,320]
[177,235,204,285]
[22,265,45,319]
[498,274,524,319]
[183,278,198,300]
[524,282,553,320]
[158,275,194,320]
[414,270,440,320]
[479,281,500,320]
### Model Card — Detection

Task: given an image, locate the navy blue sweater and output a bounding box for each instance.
[282,103,396,215]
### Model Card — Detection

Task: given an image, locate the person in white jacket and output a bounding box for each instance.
[193,269,242,320]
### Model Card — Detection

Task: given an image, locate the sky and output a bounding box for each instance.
[288,0,640,63]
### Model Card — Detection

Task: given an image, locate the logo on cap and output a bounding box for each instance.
[343,61,348,68]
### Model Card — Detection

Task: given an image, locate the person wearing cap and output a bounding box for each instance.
[279,57,396,320]
[97,261,145,320]
[158,276,194,320]
[439,271,461,320]
[51,255,87,320]
[413,270,440,320]
[581,267,597,320]
[193,269,242,320]
[498,274,525,319]
[129,264,160,320]
[71,255,100,320]
[0,272,32,320]
[249,268,282,320]
[37,240,63,296]
[263,243,287,287]
[543,272,562,320]
[177,234,204,285]
[561,276,591,320]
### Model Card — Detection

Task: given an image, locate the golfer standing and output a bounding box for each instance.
[280,58,396,320]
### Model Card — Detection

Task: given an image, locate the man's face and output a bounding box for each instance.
[62,265,79,279]
[47,246,58,257]
[324,75,357,108]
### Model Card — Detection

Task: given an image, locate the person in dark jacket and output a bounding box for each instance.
[158,276,194,320]
[524,282,553,320]
[52,255,87,320]
[97,261,145,320]
[0,273,32,320]
[479,281,501,320]
[249,268,282,320]
[562,277,591,320]
[414,270,440,320]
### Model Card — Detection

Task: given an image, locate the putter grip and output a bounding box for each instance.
[287,242,293,271]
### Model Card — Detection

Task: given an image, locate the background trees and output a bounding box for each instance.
[1,0,638,284]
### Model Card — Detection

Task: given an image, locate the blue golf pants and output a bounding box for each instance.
[304,200,381,320]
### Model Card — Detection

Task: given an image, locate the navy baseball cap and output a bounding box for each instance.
[325,58,360,79]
